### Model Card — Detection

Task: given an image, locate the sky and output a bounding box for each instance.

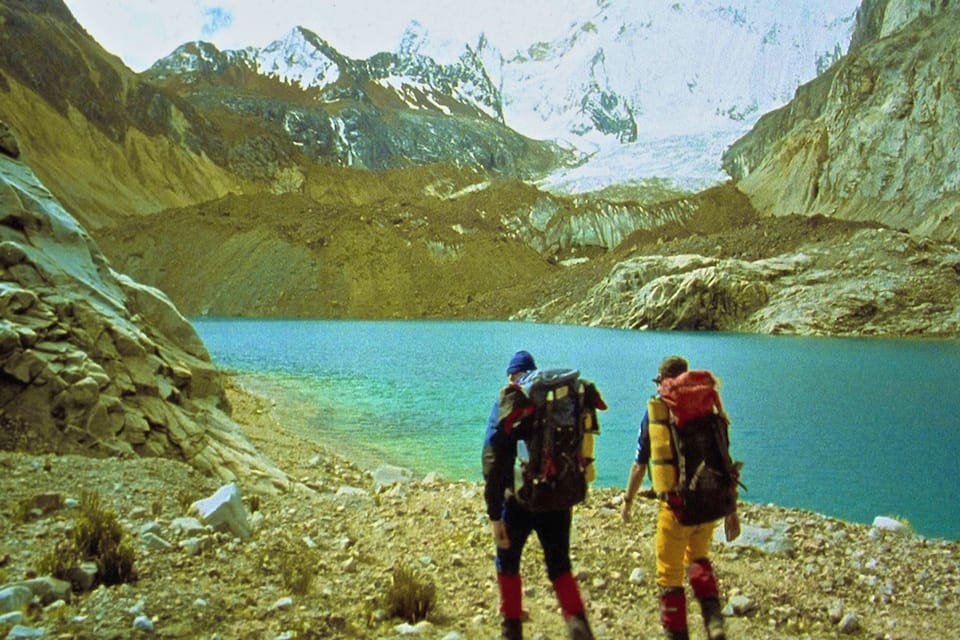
[62,0,593,72]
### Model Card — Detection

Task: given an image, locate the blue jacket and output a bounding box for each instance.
[633,409,652,465]
[481,371,536,520]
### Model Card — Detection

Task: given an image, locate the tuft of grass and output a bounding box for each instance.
[175,488,196,514]
[0,415,35,452]
[74,491,137,586]
[264,534,320,595]
[10,497,36,523]
[383,564,436,623]
[42,490,138,588]
[37,540,80,587]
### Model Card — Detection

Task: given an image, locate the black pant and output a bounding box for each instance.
[495,498,572,581]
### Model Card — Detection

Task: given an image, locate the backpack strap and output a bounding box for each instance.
[541,386,557,477]
[498,383,534,436]
[666,416,688,491]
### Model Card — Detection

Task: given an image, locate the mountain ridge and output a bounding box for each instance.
[1,0,957,338]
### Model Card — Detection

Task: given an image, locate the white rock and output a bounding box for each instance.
[190,483,251,540]
[372,464,413,489]
[394,620,434,635]
[871,516,910,535]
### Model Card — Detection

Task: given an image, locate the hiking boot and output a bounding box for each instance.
[501,617,523,640]
[566,612,595,640]
[699,597,726,640]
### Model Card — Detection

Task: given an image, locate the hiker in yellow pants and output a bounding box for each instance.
[622,356,738,640]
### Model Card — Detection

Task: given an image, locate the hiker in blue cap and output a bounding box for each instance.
[482,350,594,640]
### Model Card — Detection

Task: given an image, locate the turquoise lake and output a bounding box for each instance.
[191,319,960,540]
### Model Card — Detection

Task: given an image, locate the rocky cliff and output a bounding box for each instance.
[516,217,960,337]
[722,0,960,240]
[0,129,286,490]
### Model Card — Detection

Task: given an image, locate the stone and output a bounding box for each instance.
[4,577,71,606]
[142,532,173,551]
[190,483,251,540]
[372,464,414,489]
[133,615,154,632]
[715,523,795,556]
[872,516,911,535]
[0,586,32,614]
[838,611,860,634]
[4,625,44,639]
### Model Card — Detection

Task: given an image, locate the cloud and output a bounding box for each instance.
[201,6,234,39]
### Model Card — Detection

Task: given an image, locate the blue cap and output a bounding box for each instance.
[506,350,536,375]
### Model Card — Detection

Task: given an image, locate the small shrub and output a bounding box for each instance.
[383,564,436,623]
[0,415,36,452]
[268,536,319,595]
[37,540,78,579]
[95,538,137,586]
[71,490,137,586]
[73,492,121,556]
[10,497,36,523]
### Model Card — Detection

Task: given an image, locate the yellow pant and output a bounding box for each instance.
[655,503,718,588]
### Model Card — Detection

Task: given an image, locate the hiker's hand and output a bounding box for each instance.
[491,520,510,549]
[724,511,741,542]
[621,496,633,523]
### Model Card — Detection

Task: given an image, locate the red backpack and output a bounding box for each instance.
[656,370,739,525]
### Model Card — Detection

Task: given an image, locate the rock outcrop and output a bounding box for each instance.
[516,225,960,337]
[0,130,286,491]
[722,0,960,240]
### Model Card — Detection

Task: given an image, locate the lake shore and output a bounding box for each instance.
[1,376,957,639]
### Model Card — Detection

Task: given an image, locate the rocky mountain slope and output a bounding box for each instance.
[723,0,960,240]
[0,0,248,229]
[0,136,285,492]
[515,211,960,337]
[143,28,559,181]
[0,0,557,232]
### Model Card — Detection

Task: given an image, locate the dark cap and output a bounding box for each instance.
[654,355,688,383]
[506,350,537,375]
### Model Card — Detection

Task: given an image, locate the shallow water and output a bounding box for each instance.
[193,318,960,540]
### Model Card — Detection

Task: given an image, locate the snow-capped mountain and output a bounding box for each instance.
[147,0,859,195]
[477,0,860,193]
